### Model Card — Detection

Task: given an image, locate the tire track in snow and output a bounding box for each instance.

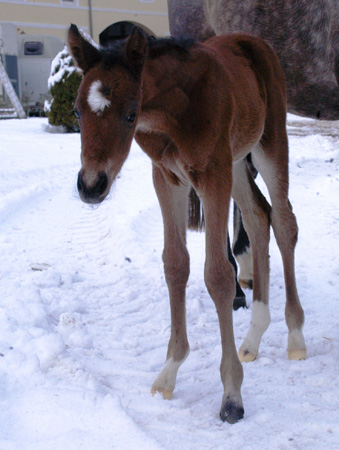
[0,183,51,224]
[63,198,113,266]
[0,164,75,225]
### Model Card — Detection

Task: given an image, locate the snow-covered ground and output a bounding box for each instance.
[0,116,338,449]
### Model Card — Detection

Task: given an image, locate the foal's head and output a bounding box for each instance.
[68,24,147,203]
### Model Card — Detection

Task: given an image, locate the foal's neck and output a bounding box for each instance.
[138,45,208,134]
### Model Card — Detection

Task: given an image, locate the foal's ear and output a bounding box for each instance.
[123,27,148,75]
[68,24,101,73]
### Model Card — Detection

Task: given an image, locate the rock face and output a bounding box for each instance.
[168,0,339,120]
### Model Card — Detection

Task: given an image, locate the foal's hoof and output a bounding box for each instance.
[288,349,306,361]
[151,386,173,400]
[233,296,247,311]
[220,400,244,424]
[238,348,257,363]
[239,278,253,290]
[233,282,247,310]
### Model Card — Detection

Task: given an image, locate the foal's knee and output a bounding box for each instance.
[288,208,299,244]
[163,246,190,287]
[271,206,298,251]
[204,258,236,305]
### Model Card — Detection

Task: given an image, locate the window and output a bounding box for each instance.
[61,0,78,6]
[24,42,43,56]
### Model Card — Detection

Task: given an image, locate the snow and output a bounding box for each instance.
[47,47,81,90]
[0,116,338,449]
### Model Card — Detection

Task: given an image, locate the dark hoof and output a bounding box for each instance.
[220,401,244,424]
[233,296,247,310]
[233,282,247,310]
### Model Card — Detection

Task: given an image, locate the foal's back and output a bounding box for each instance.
[202,34,287,159]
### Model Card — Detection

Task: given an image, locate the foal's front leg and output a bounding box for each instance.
[151,164,190,399]
[197,167,244,423]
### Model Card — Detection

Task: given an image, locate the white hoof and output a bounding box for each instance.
[238,348,257,363]
[151,386,173,400]
[288,349,306,360]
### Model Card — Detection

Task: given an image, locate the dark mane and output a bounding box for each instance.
[147,36,196,59]
[100,40,127,68]
[100,35,195,68]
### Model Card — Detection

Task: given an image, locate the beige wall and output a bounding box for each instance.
[0,0,170,43]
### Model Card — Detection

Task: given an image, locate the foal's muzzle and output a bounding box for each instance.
[77,171,108,204]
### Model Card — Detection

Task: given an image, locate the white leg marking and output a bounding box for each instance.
[87,80,111,114]
[239,301,270,362]
[151,353,189,399]
[288,329,306,360]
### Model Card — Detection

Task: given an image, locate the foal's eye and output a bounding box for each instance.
[126,112,136,123]
[74,108,81,119]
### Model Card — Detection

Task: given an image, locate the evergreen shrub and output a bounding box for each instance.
[44,46,82,132]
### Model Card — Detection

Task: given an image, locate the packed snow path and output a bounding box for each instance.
[0,117,338,449]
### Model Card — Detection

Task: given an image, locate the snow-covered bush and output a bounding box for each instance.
[44,46,82,132]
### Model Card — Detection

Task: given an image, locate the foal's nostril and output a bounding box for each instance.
[95,171,108,196]
[77,172,85,193]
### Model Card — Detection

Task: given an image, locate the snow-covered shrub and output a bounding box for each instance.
[44,46,82,132]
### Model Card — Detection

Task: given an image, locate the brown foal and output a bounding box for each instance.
[68,24,306,423]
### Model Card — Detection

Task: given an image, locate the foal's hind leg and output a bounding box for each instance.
[233,202,253,289]
[252,147,306,360]
[227,233,247,310]
[151,164,190,399]
[233,155,258,289]
[232,160,272,362]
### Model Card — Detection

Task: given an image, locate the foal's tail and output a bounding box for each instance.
[188,187,205,231]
